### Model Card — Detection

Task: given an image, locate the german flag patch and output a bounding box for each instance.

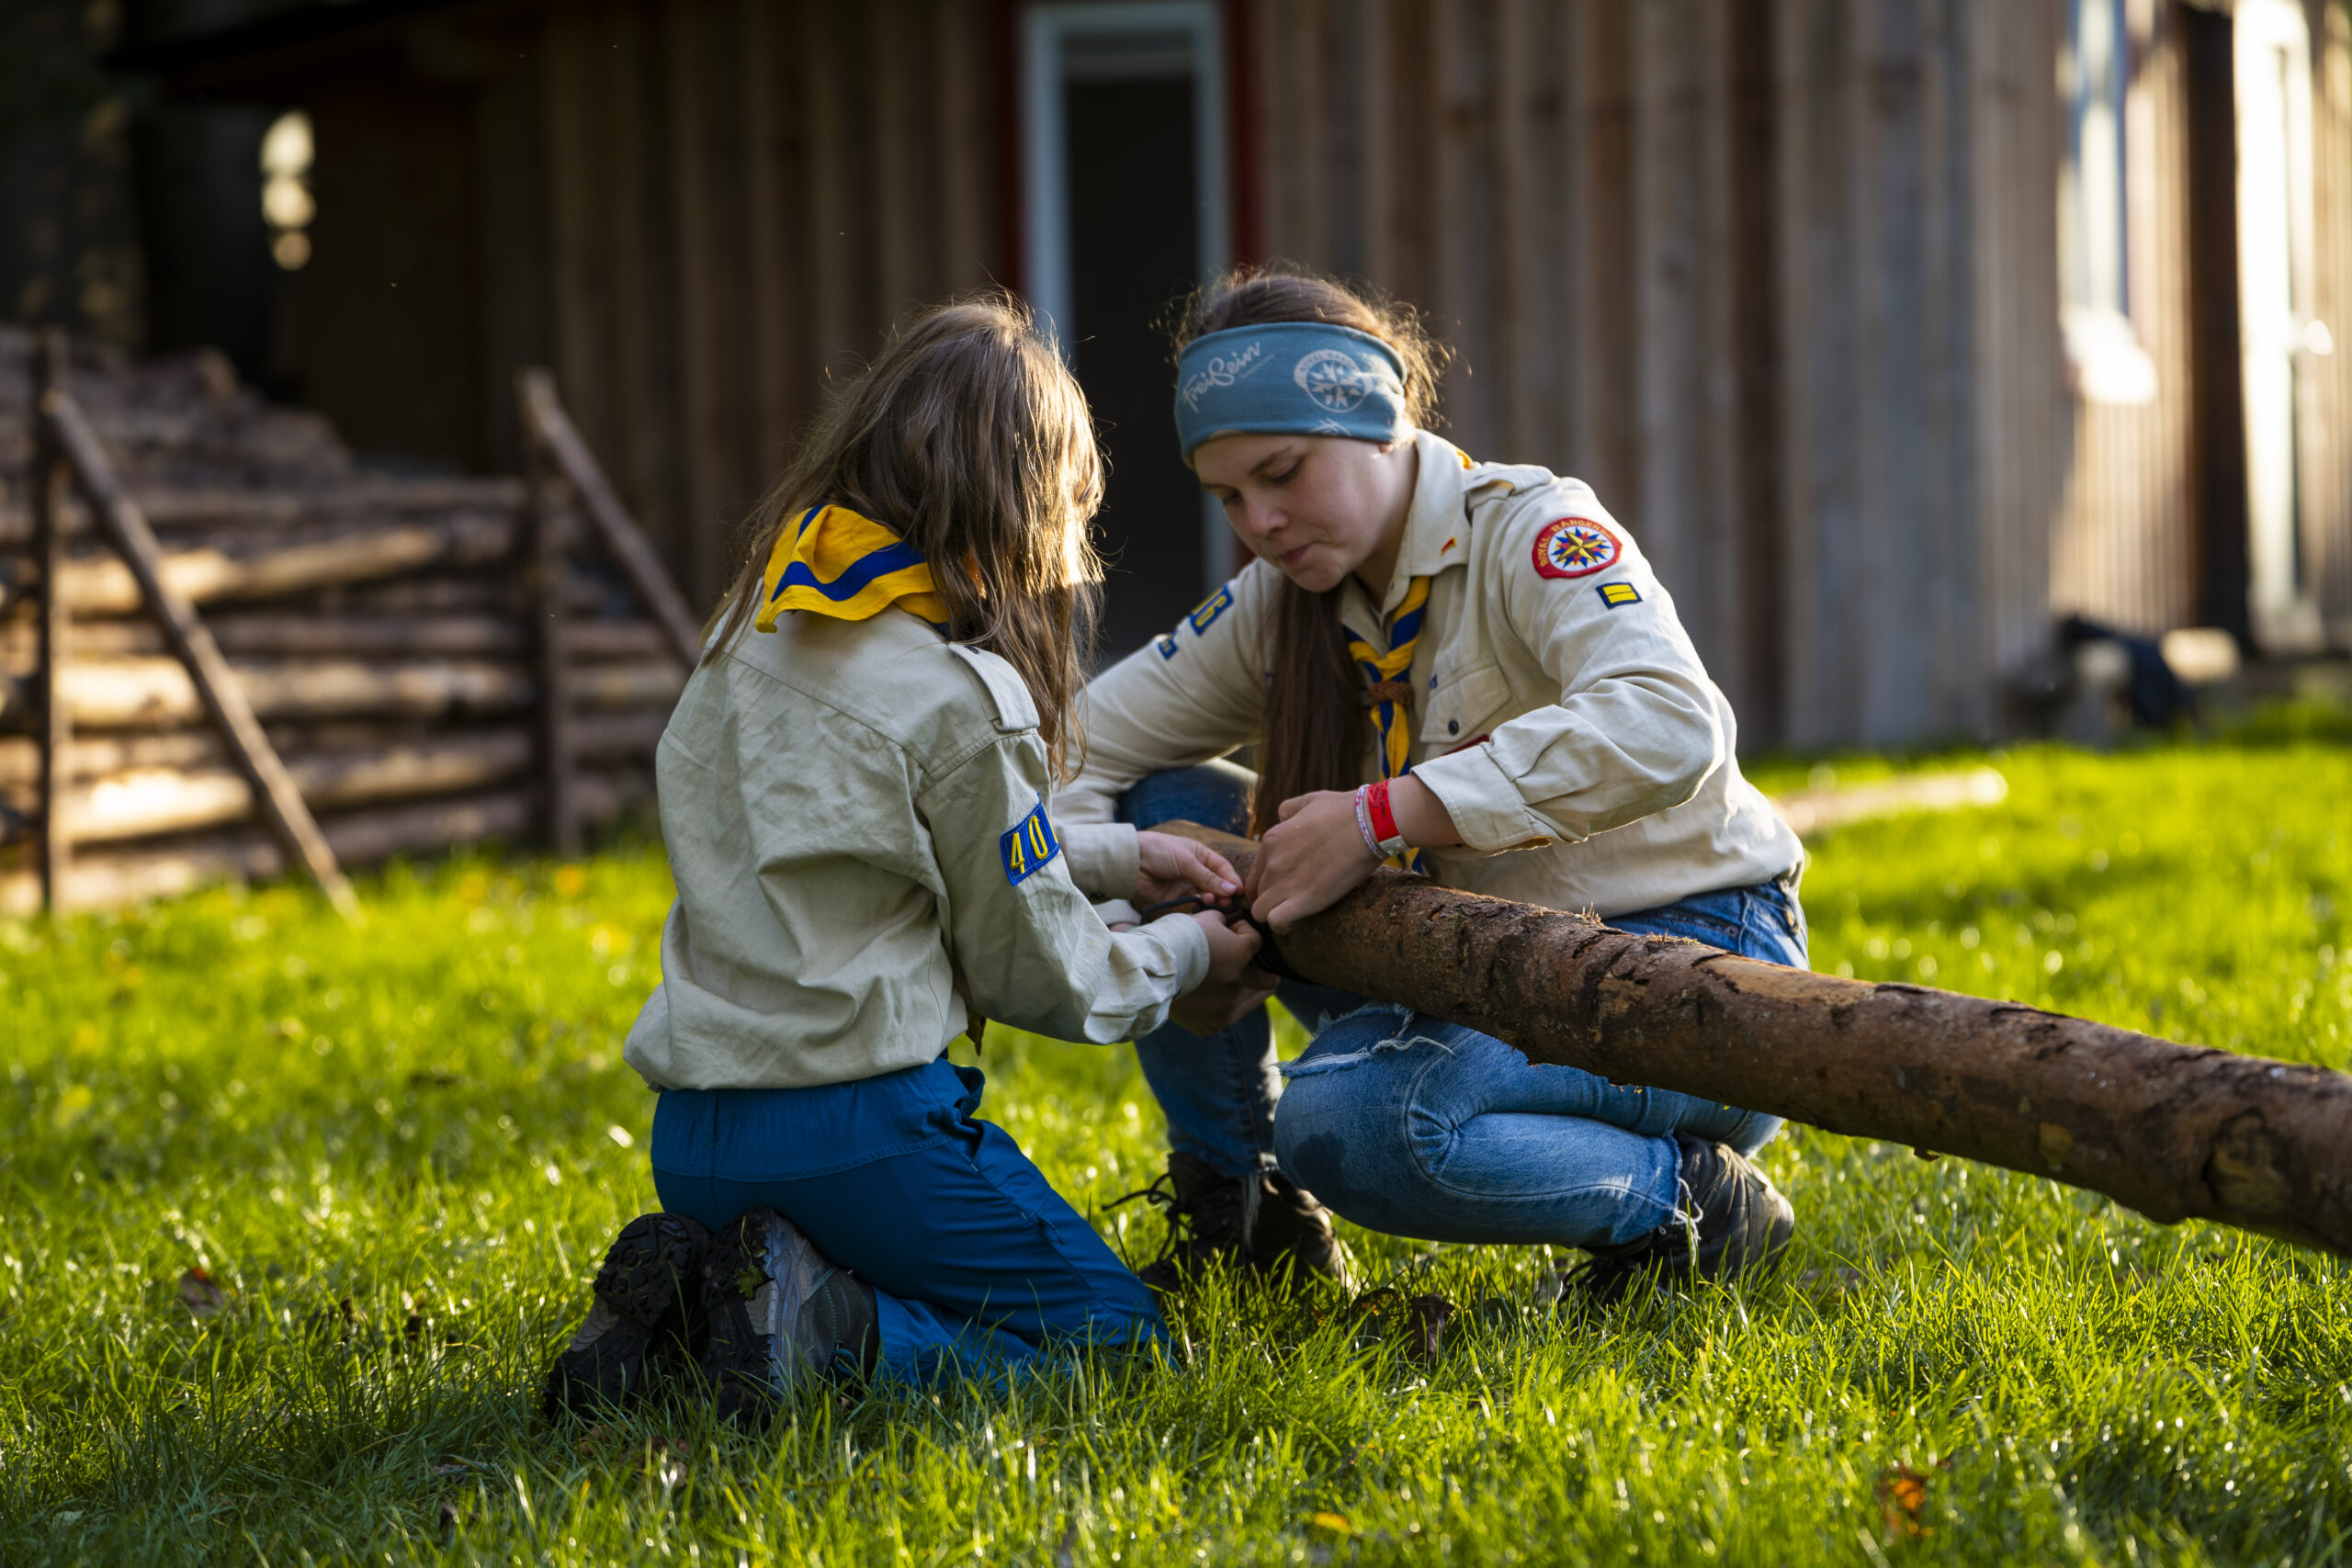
[1001,798,1062,886]
[1596,581,1642,608]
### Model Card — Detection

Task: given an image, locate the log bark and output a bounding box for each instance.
[0,513,519,615]
[0,711,668,791]
[0,777,634,918]
[36,731,538,843]
[0,478,529,548]
[0,655,683,729]
[1160,822,2352,1259]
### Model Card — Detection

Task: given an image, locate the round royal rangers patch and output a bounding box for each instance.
[1532,517,1623,579]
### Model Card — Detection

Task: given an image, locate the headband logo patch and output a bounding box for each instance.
[1294,349,1374,412]
[1532,518,1622,580]
[1187,585,1235,635]
[1596,581,1642,608]
[1001,799,1061,886]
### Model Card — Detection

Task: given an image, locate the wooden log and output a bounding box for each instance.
[42,730,539,843]
[0,776,634,917]
[0,477,529,547]
[5,657,537,729]
[522,368,580,852]
[516,368,706,665]
[31,330,69,908]
[44,386,359,919]
[1161,821,2352,1260]
[0,512,520,615]
[0,705,671,791]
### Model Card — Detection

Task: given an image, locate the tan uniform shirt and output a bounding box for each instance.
[625,607,1211,1090]
[1066,431,1802,919]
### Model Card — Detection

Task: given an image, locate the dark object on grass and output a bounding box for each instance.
[1160,821,2352,1260]
[541,1212,710,1419]
[1111,1149,1353,1292]
[1566,1135,1796,1303]
[2059,614,2197,729]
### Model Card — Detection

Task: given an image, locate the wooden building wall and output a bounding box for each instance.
[2050,0,2199,637]
[111,0,2352,747]
[1252,0,2069,747]
[529,0,1007,611]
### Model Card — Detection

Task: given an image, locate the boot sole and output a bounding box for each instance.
[543,1213,708,1418]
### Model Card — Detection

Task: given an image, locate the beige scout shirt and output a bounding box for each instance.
[624,606,1212,1090]
[1065,430,1803,919]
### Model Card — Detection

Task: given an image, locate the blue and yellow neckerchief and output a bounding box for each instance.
[755,503,950,631]
[1343,575,1430,870]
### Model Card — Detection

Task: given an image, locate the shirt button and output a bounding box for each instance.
[1448,719,1460,734]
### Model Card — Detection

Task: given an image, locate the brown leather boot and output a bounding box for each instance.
[1119,1150,1354,1292]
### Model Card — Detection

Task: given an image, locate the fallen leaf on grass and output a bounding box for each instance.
[1876,1459,1949,1540]
[177,1267,225,1317]
[1306,1511,1354,1536]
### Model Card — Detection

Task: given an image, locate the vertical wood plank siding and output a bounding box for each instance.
[532,0,1006,612]
[503,0,2345,740]
[2052,0,2196,637]
[1253,0,2070,743]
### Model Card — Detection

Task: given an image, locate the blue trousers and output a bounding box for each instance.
[650,1058,1164,1384]
[1119,762,1804,1250]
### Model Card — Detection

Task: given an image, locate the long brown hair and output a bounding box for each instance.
[711,292,1105,780]
[1169,264,1449,833]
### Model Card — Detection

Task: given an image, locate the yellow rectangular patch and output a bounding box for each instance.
[1596,581,1642,608]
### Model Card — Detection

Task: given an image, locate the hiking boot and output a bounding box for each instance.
[698,1207,878,1427]
[541,1212,711,1419]
[1116,1150,1354,1293]
[1566,1135,1794,1306]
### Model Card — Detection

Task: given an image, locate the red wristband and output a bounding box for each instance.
[1366,777,1404,848]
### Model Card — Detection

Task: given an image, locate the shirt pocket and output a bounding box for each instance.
[1420,661,1513,754]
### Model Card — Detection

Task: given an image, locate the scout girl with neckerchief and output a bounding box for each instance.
[1067,267,1809,1302]
[540,296,1266,1421]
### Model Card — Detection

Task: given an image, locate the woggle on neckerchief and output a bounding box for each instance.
[757,503,950,630]
[1345,576,1429,873]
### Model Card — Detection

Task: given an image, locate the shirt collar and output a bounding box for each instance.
[1340,430,1475,629]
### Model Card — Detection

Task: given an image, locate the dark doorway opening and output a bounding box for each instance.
[2186,4,2251,644]
[1065,70,1205,660]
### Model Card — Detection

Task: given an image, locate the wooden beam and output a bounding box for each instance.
[31,331,70,910]
[515,367,706,666]
[520,369,579,854]
[41,385,359,920]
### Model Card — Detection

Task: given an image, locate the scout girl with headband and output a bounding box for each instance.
[1068,267,1809,1301]
[541,295,1267,1422]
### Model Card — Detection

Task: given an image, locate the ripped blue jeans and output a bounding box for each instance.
[1122,762,1806,1250]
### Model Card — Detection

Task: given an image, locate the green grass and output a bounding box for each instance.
[3,735,2349,1565]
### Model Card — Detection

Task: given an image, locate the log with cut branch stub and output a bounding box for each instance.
[1159,821,2352,1259]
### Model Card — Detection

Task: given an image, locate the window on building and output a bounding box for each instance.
[261,110,313,271]
[2059,0,2155,403]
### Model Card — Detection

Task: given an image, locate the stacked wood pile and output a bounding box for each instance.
[0,328,693,916]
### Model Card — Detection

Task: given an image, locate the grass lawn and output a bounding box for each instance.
[3,728,2349,1565]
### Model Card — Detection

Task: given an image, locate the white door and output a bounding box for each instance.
[2235,0,2326,649]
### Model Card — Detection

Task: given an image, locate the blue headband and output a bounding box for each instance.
[1172,322,1411,458]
